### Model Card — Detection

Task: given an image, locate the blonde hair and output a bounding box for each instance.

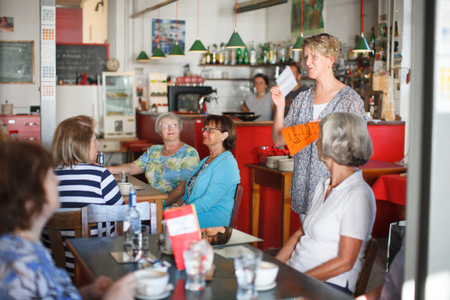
[302,33,342,64]
[51,115,95,167]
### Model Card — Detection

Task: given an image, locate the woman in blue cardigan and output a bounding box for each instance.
[175,115,240,228]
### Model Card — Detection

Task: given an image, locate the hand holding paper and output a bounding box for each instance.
[276,66,298,98]
[281,122,320,156]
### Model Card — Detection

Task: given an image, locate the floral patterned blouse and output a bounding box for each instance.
[134,144,200,193]
[0,234,81,300]
[285,85,366,214]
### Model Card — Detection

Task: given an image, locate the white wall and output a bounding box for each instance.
[0,0,41,111]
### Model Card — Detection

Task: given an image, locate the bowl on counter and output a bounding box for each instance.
[235,114,261,121]
[266,155,288,169]
[278,158,294,172]
[222,111,255,116]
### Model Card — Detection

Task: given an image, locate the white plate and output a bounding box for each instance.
[135,284,173,300]
[256,281,277,291]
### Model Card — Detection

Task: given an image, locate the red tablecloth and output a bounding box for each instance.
[372,174,407,206]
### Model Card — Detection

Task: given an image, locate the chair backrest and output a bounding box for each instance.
[354,238,378,297]
[81,202,151,238]
[44,210,84,269]
[229,184,244,229]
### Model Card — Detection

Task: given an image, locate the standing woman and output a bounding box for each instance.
[176,115,240,228]
[271,33,366,221]
[108,112,199,206]
[241,73,274,121]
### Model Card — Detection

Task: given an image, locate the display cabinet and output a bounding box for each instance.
[100,72,137,138]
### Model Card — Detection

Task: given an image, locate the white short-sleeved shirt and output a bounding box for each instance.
[287,170,376,292]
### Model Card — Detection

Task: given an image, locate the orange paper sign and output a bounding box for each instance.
[281,122,320,156]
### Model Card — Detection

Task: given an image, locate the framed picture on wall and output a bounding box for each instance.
[378,23,387,38]
[364,90,383,120]
[0,41,34,84]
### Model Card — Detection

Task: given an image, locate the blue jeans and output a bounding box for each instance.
[325,282,353,296]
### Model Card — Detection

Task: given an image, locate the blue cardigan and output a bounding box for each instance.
[182,151,240,228]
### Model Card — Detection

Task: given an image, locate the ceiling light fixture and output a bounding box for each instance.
[292,0,304,51]
[189,0,207,52]
[226,0,246,48]
[169,0,185,56]
[353,0,372,53]
[137,14,150,62]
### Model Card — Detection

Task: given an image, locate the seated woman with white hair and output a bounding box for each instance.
[276,112,376,296]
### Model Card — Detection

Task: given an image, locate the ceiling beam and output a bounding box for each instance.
[130,0,176,19]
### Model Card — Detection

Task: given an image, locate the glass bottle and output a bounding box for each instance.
[205,46,211,64]
[237,48,242,64]
[243,46,249,65]
[249,42,257,65]
[123,186,141,256]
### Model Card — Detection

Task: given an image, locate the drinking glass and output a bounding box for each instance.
[131,225,150,259]
[234,247,262,299]
[183,240,213,291]
[118,171,129,183]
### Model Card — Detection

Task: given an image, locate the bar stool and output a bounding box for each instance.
[128,143,154,162]
[121,139,149,163]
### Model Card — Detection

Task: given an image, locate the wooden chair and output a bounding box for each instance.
[354,238,378,297]
[44,209,85,286]
[229,184,244,229]
[81,202,151,237]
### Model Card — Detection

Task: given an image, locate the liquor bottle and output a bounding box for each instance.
[211,44,217,64]
[98,152,104,166]
[230,48,237,65]
[370,27,376,50]
[218,43,225,64]
[236,48,242,64]
[243,46,249,65]
[205,46,211,64]
[249,42,257,65]
[123,186,141,256]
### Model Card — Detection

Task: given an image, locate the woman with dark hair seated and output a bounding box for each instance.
[276,113,376,295]
[0,142,136,300]
[174,115,240,228]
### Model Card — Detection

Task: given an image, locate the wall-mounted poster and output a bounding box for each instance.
[152,18,185,55]
[0,17,14,32]
[291,0,324,39]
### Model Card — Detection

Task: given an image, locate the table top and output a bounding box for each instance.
[66,234,352,300]
[120,175,167,202]
[372,174,408,206]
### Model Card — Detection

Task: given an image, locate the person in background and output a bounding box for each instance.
[271,33,366,222]
[276,113,375,296]
[0,119,11,142]
[284,62,310,116]
[108,112,200,206]
[0,142,137,300]
[174,115,240,228]
[241,73,274,121]
[49,115,124,276]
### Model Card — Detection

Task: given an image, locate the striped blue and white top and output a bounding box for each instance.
[55,163,124,209]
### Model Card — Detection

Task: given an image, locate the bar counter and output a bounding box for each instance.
[136,111,406,248]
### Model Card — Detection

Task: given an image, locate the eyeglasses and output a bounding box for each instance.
[160,123,178,130]
[201,127,222,134]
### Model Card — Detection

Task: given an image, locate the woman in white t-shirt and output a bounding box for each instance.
[275,113,376,296]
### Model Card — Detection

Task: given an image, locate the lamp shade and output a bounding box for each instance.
[136,50,150,61]
[169,42,185,56]
[353,34,372,53]
[189,38,207,52]
[226,29,245,48]
[152,47,166,59]
[292,35,304,51]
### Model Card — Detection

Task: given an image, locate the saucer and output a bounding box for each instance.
[256,282,276,291]
[160,245,173,255]
[135,284,173,300]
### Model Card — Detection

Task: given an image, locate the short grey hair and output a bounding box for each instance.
[319,113,372,166]
[155,112,183,135]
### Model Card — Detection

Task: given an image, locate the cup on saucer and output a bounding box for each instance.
[255,261,279,289]
[135,269,169,298]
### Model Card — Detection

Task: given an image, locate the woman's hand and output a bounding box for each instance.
[270,85,285,109]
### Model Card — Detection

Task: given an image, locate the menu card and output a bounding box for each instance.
[281,122,320,155]
[163,205,201,270]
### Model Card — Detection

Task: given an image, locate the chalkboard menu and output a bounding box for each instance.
[0,41,34,84]
[56,43,108,84]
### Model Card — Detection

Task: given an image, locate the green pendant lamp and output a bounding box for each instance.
[353,0,372,53]
[189,0,207,52]
[226,0,245,48]
[169,0,185,56]
[136,14,150,62]
[292,0,304,51]
[152,9,166,59]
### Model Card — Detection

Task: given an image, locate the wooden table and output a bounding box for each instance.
[66,235,352,300]
[120,175,167,234]
[246,160,407,246]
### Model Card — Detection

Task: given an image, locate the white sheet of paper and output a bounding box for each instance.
[276,66,298,98]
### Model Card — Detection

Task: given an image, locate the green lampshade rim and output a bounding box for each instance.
[169,44,185,56]
[226,31,246,48]
[189,39,207,52]
[292,37,304,51]
[136,50,150,61]
[152,47,166,59]
[353,36,372,53]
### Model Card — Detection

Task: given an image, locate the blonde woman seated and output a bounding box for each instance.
[275,113,376,296]
[108,112,200,206]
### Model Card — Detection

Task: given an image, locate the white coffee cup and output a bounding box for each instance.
[118,182,132,195]
[135,269,169,296]
[255,261,279,287]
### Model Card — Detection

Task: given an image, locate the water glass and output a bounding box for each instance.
[131,225,150,259]
[234,248,262,299]
[118,171,129,183]
[183,240,212,291]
